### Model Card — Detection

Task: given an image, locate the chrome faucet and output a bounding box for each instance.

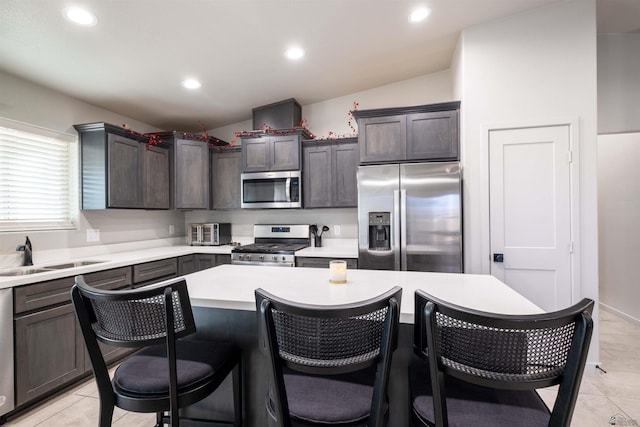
[16,236,33,266]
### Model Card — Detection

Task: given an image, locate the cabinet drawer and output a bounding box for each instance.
[14,267,133,314]
[295,257,358,269]
[133,258,178,283]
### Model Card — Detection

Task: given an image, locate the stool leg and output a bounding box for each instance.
[154,411,163,427]
[233,362,243,426]
[97,402,114,427]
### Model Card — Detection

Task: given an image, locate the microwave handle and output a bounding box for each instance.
[285,177,291,202]
[197,225,203,244]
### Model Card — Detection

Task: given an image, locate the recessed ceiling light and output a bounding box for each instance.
[62,7,97,26]
[181,78,201,90]
[285,47,305,60]
[408,7,430,23]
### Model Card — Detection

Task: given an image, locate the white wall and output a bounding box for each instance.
[598,132,640,323]
[455,0,599,362]
[209,71,453,143]
[0,70,185,260]
[597,34,640,322]
[598,34,640,134]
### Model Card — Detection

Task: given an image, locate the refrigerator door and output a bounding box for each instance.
[357,164,400,270]
[401,162,463,272]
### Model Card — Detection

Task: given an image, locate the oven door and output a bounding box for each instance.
[241,171,301,209]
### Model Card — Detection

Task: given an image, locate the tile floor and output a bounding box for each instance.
[4,308,639,426]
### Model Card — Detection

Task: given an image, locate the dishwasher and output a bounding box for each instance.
[0,288,14,421]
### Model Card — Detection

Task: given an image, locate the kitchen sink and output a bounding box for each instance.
[0,260,106,276]
[43,260,105,269]
[0,267,53,276]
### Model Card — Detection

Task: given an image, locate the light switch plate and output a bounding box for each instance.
[86,229,100,242]
[169,224,175,235]
[333,225,341,236]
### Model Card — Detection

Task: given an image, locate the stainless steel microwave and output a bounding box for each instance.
[241,171,302,209]
[188,223,231,246]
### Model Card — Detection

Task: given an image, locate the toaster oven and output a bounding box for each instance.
[188,223,231,246]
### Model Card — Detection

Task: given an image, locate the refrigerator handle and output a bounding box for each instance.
[400,189,407,271]
[393,190,401,271]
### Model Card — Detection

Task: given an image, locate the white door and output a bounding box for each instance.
[489,125,572,311]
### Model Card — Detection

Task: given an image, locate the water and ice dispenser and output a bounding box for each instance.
[368,212,391,251]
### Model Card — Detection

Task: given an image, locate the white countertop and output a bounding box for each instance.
[185,264,542,324]
[0,238,358,289]
[0,244,235,289]
[295,239,358,258]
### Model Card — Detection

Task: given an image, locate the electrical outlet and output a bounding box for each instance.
[334,225,341,236]
[169,224,175,235]
[86,229,100,242]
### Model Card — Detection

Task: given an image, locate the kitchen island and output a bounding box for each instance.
[181,264,541,426]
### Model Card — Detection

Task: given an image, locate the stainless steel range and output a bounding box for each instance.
[231,224,310,267]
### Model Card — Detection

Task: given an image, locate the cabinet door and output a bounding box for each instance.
[271,134,300,171]
[303,144,332,208]
[406,110,459,160]
[211,149,241,209]
[194,254,217,271]
[333,142,358,207]
[143,145,170,209]
[242,137,271,172]
[178,255,197,276]
[107,133,143,208]
[15,304,84,406]
[358,115,406,164]
[174,139,209,209]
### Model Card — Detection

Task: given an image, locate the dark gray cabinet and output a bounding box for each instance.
[211,148,242,210]
[13,267,132,407]
[132,258,178,287]
[353,102,460,164]
[143,144,171,209]
[178,254,231,276]
[173,138,210,210]
[74,122,170,210]
[241,133,301,172]
[14,303,84,406]
[303,138,358,208]
[295,257,358,269]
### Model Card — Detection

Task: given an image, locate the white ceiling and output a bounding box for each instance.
[0,0,637,133]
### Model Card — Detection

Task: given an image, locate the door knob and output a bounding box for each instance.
[493,253,504,263]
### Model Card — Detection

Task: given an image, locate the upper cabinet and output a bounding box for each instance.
[153,132,227,210]
[172,136,210,210]
[211,147,242,210]
[75,123,170,210]
[354,101,460,164]
[241,133,302,172]
[302,138,358,208]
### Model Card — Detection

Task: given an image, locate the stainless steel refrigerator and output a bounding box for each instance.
[357,162,463,272]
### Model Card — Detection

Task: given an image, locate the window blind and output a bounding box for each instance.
[0,125,76,231]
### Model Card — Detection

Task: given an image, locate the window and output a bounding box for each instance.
[0,119,77,231]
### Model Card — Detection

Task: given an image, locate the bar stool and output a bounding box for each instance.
[410,290,594,427]
[71,275,243,427]
[255,286,402,427]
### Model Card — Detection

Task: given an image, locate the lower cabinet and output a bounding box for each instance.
[295,257,358,269]
[14,303,85,406]
[178,254,232,276]
[132,258,178,288]
[13,267,132,407]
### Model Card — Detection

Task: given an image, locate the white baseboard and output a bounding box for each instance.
[599,302,640,326]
